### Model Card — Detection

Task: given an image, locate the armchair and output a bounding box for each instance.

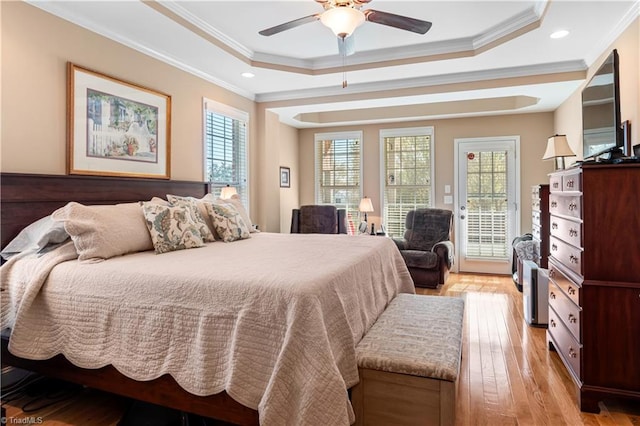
[392,208,454,288]
[290,205,347,234]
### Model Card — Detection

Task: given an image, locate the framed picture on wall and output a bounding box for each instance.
[280,166,290,188]
[67,63,171,179]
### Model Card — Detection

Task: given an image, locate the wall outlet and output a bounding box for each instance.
[444,185,451,194]
[444,195,453,205]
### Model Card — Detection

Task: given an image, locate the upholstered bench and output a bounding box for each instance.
[352,293,465,426]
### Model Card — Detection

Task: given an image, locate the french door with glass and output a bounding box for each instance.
[454,137,520,274]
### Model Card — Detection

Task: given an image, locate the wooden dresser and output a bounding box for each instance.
[546,164,640,412]
[531,184,549,268]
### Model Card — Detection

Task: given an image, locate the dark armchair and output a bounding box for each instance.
[393,208,454,288]
[290,205,348,234]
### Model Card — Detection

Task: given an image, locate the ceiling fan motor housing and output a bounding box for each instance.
[315,0,371,9]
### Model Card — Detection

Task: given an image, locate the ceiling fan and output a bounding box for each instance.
[258,0,432,57]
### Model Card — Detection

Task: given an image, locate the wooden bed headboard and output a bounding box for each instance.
[1,173,210,249]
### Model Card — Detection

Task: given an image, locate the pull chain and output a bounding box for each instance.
[342,50,347,88]
[340,34,348,88]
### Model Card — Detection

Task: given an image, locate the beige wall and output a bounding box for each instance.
[555,17,639,157]
[1,2,268,219]
[299,113,555,234]
[279,123,299,233]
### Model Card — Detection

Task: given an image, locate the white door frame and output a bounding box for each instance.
[453,136,521,274]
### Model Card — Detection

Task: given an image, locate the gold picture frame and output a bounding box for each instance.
[67,63,171,179]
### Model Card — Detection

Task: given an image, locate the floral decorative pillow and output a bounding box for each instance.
[141,202,205,254]
[217,194,257,233]
[166,195,216,242]
[205,202,251,243]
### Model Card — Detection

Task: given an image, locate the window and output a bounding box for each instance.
[314,131,362,228]
[203,98,249,208]
[380,127,434,238]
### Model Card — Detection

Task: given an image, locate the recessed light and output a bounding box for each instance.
[241,72,255,78]
[550,30,569,39]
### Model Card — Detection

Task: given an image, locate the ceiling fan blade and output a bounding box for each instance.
[364,9,432,34]
[337,35,356,57]
[259,14,320,36]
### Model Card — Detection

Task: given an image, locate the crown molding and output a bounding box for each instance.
[26,1,255,101]
[147,0,549,74]
[157,1,255,59]
[584,0,640,67]
[255,60,586,103]
[472,1,547,48]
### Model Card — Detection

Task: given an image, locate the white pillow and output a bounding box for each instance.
[205,202,251,243]
[52,202,153,262]
[1,215,69,260]
[141,202,205,254]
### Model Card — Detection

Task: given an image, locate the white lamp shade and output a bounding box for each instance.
[543,135,575,160]
[359,197,374,213]
[320,7,365,37]
[220,186,237,199]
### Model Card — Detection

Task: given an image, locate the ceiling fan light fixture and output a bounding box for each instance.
[320,7,365,37]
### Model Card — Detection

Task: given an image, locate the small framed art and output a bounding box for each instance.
[280,166,290,188]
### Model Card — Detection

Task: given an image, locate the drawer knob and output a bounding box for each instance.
[551,201,558,208]
[550,292,556,300]
[569,347,577,358]
[552,222,558,230]
[549,269,556,278]
[553,182,559,188]
[552,244,558,251]
[569,255,579,264]
[550,319,556,328]
[566,179,574,188]
[568,314,577,324]
[568,287,576,295]
[569,228,578,237]
[569,202,577,211]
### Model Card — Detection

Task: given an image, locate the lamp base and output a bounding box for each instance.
[553,157,566,171]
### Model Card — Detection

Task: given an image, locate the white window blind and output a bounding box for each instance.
[381,127,434,238]
[465,150,508,258]
[314,132,362,229]
[203,98,249,208]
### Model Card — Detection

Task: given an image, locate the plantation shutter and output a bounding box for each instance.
[464,150,509,258]
[314,132,362,228]
[381,127,434,238]
[204,99,249,208]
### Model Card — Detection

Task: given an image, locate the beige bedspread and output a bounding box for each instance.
[1,233,414,425]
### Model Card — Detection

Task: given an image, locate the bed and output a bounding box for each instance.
[0,173,414,425]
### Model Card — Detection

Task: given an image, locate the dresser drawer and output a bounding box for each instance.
[532,210,541,226]
[532,224,541,241]
[550,236,582,276]
[532,197,541,211]
[549,281,581,341]
[550,215,582,247]
[550,175,562,192]
[548,307,582,381]
[549,193,582,220]
[562,171,582,192]
[548,260,581,306]
[532,185,541,198]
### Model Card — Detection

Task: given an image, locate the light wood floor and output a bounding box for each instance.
[3,273,639,425]
[417,273,640,426]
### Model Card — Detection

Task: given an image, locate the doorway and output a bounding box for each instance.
[454,137,520,274]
